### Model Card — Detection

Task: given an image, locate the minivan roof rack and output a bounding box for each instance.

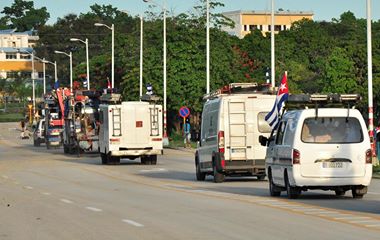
[285,93,361,119]
[203,82,272,100]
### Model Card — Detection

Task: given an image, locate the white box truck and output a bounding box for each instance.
[195,83,276,182]
[98,94,163,165]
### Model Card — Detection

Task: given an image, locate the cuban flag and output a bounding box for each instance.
[265,72,289,129]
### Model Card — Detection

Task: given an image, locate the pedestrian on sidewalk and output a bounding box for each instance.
[184,118,191,148]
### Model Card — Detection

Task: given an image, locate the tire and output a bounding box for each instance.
[285,172,300,199]
[352,186,367,199]
[33,139,38,147]
[335,190,346,196]
[100,153,107,164]
[150,155,157,165]
[141,156,150,165]
[213,164,225,183]
[63,145,69,154]
[268,170,281,197]
[196,161,206,181]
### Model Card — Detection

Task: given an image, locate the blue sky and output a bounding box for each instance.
[0,0,379,25]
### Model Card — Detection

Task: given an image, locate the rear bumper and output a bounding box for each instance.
[223,159,265,174]
[111,149,163,157]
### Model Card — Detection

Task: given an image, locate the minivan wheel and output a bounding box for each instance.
[268,170,281,197]
[213,165,225,183]
[196,162,206,181]
[285,173,300,199]
[352,186,367,199]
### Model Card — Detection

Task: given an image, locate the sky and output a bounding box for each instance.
[0,0,379,25]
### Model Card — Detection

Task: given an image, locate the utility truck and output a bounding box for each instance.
[98,94,163,165]
[62,90,101,155]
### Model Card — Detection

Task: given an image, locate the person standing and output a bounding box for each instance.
[184,118,191,148]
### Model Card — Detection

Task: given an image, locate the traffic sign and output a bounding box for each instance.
[179,106,190,118]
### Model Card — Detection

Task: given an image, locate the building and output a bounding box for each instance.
[0,29,43,81]
[221,10,314,38]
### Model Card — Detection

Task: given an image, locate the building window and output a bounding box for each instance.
[249,25,258,31]
[259,25,263,30]
[20,72,32,78]
[243,25,248,31]
[38,72,44,78]
[283,25,287,30]
[6,53,17,59]
[6,71,18,79]
[274,25,282,31]
[20,54,31,59]
[268,25,271,31]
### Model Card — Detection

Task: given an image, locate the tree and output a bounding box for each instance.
[0,0,50,31]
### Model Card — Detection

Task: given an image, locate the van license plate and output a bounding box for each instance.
[322,162,343,168]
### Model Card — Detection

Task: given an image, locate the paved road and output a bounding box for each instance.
[0,122,380,240]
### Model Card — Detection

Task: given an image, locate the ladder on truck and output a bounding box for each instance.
[112,108,122,136]
[150,106,159,136]
[228,99,247,160]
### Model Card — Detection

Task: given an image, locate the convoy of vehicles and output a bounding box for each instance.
[30,84,373,199]
[259,94,372,199]
[195,83,276,183]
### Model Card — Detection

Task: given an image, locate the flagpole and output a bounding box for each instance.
[367,0,375,161]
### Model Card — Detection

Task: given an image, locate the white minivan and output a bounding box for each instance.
[195,83,276,182]
[259,94,372,199]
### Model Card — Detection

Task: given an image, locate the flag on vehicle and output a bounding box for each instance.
[265,72,289,129]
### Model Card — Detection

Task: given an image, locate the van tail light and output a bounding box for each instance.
[218,131,225,153]
[365,149,372,164]
[292,149,301,164]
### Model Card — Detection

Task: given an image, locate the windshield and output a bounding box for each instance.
[301,117,363,143]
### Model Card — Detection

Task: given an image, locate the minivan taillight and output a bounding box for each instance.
[218,131,225,153]
[365,149,372,164]
[292,149,300,164]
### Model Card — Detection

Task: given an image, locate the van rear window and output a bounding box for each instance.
[258,112,272,133]
[301,117,363,143]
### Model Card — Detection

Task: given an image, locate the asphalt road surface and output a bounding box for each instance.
[1,122,380,240]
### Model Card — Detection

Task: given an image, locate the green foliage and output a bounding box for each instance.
[0,0,50,31]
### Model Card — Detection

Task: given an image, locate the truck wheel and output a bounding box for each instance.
[150,155,157,165]
[34,139,40,147]
[285,172,300,199]
[196,161,206,181]
[100,153,107,164]
[112,156,121,165]
[141,156,149,165]
[213,165,225,183]
[268,170,281,197]
[335,190,346,196]
[352,186,367,199]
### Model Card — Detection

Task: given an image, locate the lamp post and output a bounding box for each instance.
[42,59,57,90]
[54,50,73,91]
[271,0,275,88]
[140,15,143,98]
[18,49,36,116]
[143,0,168,145]
[367,0,375,160]
[70,38,90,90]
[94,23,114,89]
[206,0,210,94]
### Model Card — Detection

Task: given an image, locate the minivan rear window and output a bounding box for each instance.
[301,117,363,143]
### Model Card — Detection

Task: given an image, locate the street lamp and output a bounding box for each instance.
[206,0,210,94]
[94,22,114,89]
[70,38,90,90]
[17,49,36,116]
[54,50,73,91]
[140,15,143,98]
[143,0,169,146]
[42,59,57,91]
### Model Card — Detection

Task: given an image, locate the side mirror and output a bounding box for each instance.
[259,135,268,146]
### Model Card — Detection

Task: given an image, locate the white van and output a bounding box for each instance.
[259,94,372,198]
[99,94,163,165]
[195,83,276,182]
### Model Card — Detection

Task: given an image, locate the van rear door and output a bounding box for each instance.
[298,117,367,178]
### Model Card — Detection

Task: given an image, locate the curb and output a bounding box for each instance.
[164,146,196,153]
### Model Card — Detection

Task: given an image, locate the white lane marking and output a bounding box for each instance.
[2,175,9,179]
[13,181,19,185]
[139,168,167,173]
[122,219,144,227]
[85,207,103,212]
[334,216,371,220]
[350,220,380,223]
[60,199,73,204]
[24,186,33,190]
[365,224,380,228]
[41,192,51,196]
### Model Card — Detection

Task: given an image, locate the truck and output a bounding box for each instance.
[62,90,101,155]
[43,88,67,149]
[98,94,163,165]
